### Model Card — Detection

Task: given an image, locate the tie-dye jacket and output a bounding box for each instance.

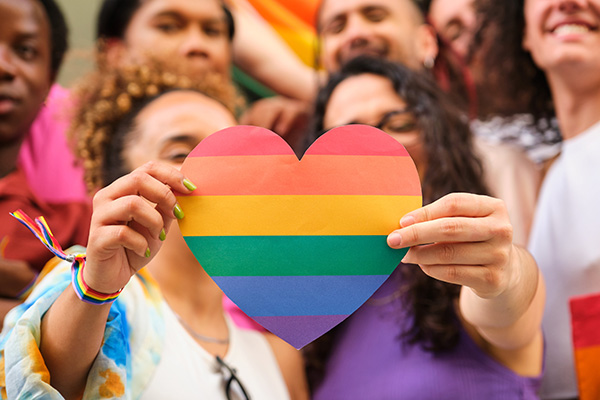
[0,246,165,399]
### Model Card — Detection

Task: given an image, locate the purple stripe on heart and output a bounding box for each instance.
[252,315,350,349]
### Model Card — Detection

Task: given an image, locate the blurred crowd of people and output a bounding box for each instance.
[0,0,598,399]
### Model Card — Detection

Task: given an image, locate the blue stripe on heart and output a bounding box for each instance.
[212,275,393,317]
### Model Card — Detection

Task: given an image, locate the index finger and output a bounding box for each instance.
[138,161,196,194]
[95,161,196,218]
[399,193,498,227]
[104,161,195,199]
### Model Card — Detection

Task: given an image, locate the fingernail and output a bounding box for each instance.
[400,215,415,227]
[145,248,151,258]
[174,203,185,219]
[183,178,197,191]
[388,232,402,248]
[159,228,166,241]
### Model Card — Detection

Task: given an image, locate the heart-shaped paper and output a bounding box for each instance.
[177,125,422,348]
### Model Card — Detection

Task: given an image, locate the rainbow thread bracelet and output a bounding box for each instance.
[10,209,123,305]
[70,257,123,305]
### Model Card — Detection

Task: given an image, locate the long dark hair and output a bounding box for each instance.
[470,0,554,122]
[312,56,487,204]
[305,56,488,390]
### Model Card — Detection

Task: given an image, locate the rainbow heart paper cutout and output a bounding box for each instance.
[177,125,422,349]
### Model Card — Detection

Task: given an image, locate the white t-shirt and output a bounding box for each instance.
[528,120,600,399]
[141,303,290,400]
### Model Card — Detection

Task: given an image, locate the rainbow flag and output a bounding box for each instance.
[570,292,600,400]
[177,125,421,348]
[246,0,319,66]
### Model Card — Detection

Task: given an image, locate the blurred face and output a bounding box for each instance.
[323,73,425,173]
[124,90,236,169]
[113,0,232,77]
[0,0,52,142]
[428,0,476,58]
[318,0,438,72]
[523,0,600,73]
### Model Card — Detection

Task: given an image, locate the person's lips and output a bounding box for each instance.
[0,94,20,115]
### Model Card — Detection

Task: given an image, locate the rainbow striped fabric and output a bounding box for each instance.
[570,293,600,400]
[177,125,422,348]
[245,0,318,66]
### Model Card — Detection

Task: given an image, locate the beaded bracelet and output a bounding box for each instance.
[70,257,123,305]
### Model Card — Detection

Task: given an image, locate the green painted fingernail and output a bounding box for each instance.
[145,248,151,258]
[159,228,166,241]
[183,178,197,191]
[174,203,185,219]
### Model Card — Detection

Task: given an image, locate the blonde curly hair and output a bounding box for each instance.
[70,64,241,193]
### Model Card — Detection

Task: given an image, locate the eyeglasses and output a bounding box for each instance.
[216,356,251,400]
[321,109,420,147]
[373,109,419,135]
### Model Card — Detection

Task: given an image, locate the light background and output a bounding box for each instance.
[55,0,103,87]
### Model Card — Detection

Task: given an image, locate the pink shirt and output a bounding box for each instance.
[18,84,88,202]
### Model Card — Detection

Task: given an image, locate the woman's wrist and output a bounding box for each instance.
[71,258,123,305]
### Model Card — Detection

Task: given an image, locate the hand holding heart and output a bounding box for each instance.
[387,192,544,354]
[82,126,541,354]
[84,161,194,294]
[387,192,516,300]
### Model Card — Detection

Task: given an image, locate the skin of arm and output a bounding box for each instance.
[227,0,318,102]
[387,192,545,375]
[38,162,193,399]
[264,333,310,400]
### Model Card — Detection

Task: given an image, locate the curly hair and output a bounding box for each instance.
[305,56,488,390]
[470,0,554,121]
[70,64,241,192]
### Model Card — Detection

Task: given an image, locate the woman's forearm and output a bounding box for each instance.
[459,245,545,350]
[40,285,112,400]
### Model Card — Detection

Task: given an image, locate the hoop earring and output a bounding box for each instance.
[423,56,435,69]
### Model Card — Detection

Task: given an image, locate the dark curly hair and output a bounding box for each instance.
[305,56,488,390]
[470,0,554,121]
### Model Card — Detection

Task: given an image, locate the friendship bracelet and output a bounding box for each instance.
[10,209,124,305]
[70,258,123,305]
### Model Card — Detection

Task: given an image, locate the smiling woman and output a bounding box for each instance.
[305,57,545,400]
[477,1,600,398]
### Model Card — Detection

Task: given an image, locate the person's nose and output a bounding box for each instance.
[179,25,210,59]
[556,0,587,13]
[342,14,374,48]
[0,46,17,82]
